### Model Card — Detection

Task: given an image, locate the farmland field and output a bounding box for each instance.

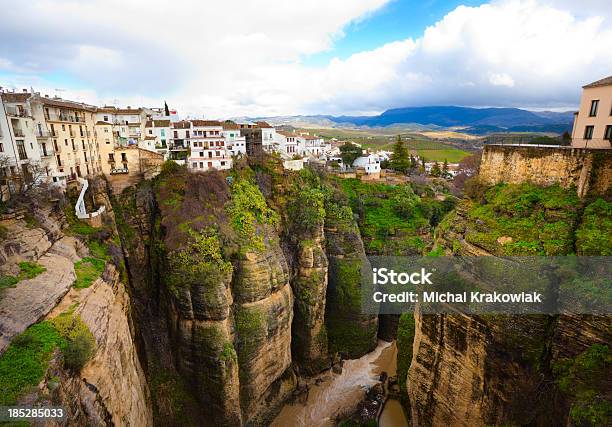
[304,127,472,162]
[416,148,470,162]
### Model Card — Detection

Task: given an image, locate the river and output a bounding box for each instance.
[271,340,409,427]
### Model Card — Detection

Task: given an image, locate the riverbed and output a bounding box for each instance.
[271,340,403,427]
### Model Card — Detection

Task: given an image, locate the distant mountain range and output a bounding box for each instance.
[248,106,575,135]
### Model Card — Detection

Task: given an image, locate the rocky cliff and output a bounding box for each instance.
[405,182,612,426]
[0,198,152,426]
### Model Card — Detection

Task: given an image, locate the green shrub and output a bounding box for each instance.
[0,262,46,294]
[0,322,65,405]
[575,198,612,255]
[73,257,106,288]
[396,313,415,392]
[50,312,96,372]
[553,344,611,426]
[17,261,46,279]
[0,224,7,240]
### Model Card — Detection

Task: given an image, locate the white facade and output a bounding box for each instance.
[274,131,299,158]
[297,133,330,158]
[223,125,247,156]
[188,120,232,171]
[144,119,172,159]
[353,154,381,175]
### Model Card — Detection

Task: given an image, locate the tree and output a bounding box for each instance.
[339,142,362,166]
[389,135,410,172]
[431,161,441,177]
[442,159,449,177]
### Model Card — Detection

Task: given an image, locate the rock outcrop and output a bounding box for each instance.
[406,184,612,426]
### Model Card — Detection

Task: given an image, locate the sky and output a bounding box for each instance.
[0,0,611,118]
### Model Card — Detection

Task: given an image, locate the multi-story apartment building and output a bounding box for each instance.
[572,75,612,148]
[188,120,232,171]
[296,132,330,158]
[239,121,276,157]
[222,122,247,157]
[169,120,190,164]
[1,90,102,187]
[35,94,100,181]
[96,106,149,148]
[0,92,41,173]
[144,119,172,159]
[274,131,299,157]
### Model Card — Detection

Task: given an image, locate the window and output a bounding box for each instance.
[605,125,612,141]
[161,129,165,137]
[589,100,599,117]
[109,153,115,161]
[208,162,212,168]
[106,139,110,144]
[0,143,3,152]
[192,162,197,168]
[17,140,27,160]
[104,115,108,122]
[149,130,153,135]
[57,155,62,166]
[584,125,594,140]
[199,162,204,169]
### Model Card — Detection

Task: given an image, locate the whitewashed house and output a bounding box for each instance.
[223,123,247,157]
[188,120,232,171]
[353,154,381,175]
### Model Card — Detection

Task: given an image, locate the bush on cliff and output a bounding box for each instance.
[553,344,612,426]
[50,311,96,372]
[464,183,579,255]
[226,178,279,252]
[575,198,612,256]
[396,313,415,393]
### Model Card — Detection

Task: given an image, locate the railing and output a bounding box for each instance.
[13,129,25,137]
[46,113,84,123]
[75,178,106,220]
[5,105,29,117]
[110,166,129,174]
[36,129,52,138]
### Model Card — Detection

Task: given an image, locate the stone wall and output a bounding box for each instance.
[479,145,612,197]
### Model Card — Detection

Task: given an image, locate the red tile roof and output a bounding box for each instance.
[1,92,31,103]
[191,120,222,127]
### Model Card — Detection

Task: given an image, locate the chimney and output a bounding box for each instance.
[22,88,28,93]
[127,106,131,109]
[45,95,49,98]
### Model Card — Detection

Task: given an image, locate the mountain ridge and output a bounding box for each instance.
[244,105,574,134]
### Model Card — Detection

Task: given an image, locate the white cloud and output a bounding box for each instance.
[0,0,611,116]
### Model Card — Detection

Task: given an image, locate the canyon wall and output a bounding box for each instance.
[479,145,612,198]
[406,183,612,426]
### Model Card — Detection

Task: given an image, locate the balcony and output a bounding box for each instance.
[46,113,84,123]
[5,105,29,117]
[40,148,55,158]
[13,129,25,137]
[36,129,52,138]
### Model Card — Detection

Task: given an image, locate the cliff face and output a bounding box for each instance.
[115,167,296,425]
[0,201,152,426]
[406,183,612,426]
[46,265,153,426]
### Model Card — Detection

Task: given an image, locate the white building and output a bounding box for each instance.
[144,119,172,158]
[188,120,232,171]
[96,107,148,148]
[274,131,300,157]
[297,133,330,158]
[353,154,381,175]
[169,120,190,164]
[255,121,276,153]
[223,122,247,156]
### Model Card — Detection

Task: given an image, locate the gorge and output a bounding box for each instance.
[0,152,610,426]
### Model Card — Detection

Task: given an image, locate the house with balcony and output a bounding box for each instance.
[571,75,612,148]
[188,120,232,171]
[296,132,330,158]
[169,120,191,164]
[274,131,300,158]
[144,119,171,158]
[222,122,247,157]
